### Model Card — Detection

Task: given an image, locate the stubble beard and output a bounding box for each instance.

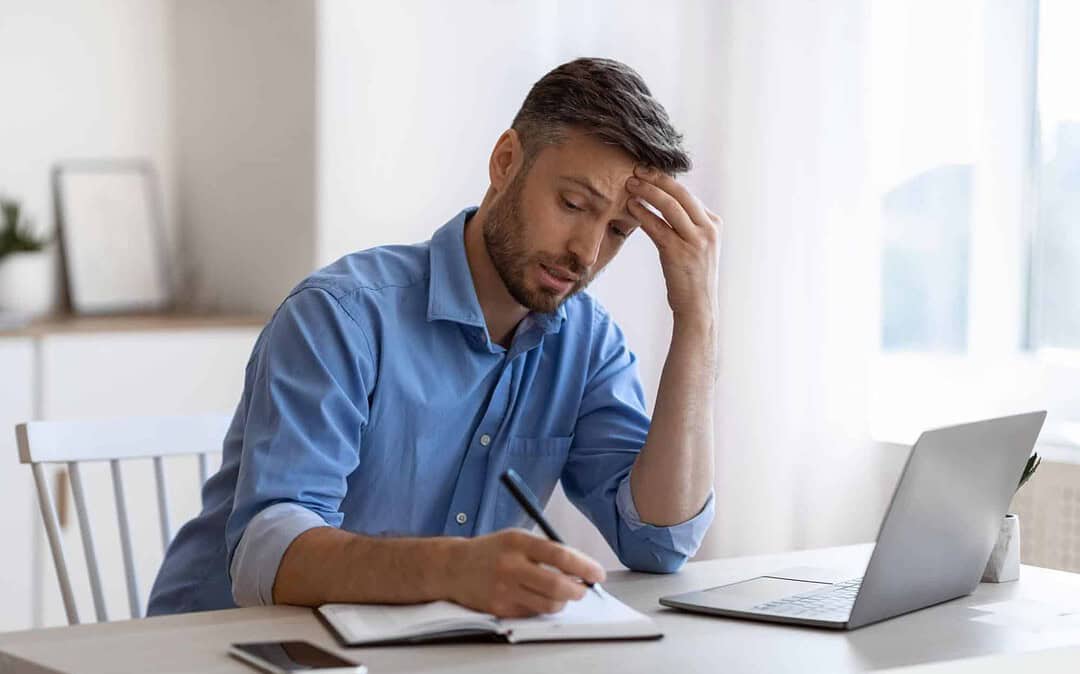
[482,172,591,315]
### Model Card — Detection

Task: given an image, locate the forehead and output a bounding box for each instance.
[527,129,637,200]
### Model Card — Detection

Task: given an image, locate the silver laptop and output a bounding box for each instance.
[660,411,1046,630]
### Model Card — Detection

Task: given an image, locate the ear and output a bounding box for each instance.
[488,128,524,192]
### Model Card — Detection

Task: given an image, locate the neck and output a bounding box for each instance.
[463,201,529,348]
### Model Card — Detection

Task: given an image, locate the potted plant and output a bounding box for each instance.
[982,453,1041,583]
[0,197,56,318]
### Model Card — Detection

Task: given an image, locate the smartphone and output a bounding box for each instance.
[228,641,366,673]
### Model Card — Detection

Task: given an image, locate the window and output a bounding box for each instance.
[870,0,1080,446]
[874,1,981,353]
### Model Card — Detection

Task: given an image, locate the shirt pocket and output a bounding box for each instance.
[492,435,573,530]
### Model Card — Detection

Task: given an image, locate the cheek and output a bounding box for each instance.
[523,201,578,253]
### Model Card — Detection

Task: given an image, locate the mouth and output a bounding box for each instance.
[537,263,578,293]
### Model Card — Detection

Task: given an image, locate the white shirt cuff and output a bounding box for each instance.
[615,474,715,557]
[229,502,329,607]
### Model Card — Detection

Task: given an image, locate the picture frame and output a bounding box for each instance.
[53,159,172,314]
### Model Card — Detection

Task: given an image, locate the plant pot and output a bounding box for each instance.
[0,246,60,317]
[982,513,1020,583]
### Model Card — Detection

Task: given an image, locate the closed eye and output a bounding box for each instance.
[610,226,629,239]
[561,197,584,212]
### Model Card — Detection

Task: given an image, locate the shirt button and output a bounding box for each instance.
[456,512,468,525]
[479,434,491,447]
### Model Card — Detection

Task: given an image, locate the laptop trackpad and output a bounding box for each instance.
[698,576,832,611]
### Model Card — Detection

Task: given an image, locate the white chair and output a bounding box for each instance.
[15,413,231,625]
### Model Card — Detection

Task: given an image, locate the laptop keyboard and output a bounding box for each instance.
[751,577,863,621]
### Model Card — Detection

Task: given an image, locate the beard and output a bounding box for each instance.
[482,172,592,314]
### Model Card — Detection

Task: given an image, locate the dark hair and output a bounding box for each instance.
[511,57,691,175]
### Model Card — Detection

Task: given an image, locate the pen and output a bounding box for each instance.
[500,468,602,597]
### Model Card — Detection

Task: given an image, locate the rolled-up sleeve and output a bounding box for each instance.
[226,286,374,606]
[560,306,715,573]
[615,476,714,559]
[230,503,328,606]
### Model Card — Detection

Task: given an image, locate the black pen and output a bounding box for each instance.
[500,468,602,597]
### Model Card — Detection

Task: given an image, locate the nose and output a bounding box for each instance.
[567,223,604,270]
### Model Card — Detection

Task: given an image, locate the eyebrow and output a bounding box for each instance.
[559,175,641,229]
[560,175,613,205]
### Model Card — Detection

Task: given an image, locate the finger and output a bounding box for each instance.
[509,605,540,618]
[517,560,588,602]
[489,600,535,619]
[635,166,713,228]
[524,538,606,585]
[626,177,697,240]
[710,210,724,250]
[704,206,725,238]
[511,585,569,616]
[628,197,678,250]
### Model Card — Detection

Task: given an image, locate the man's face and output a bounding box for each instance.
[483,129,641,314]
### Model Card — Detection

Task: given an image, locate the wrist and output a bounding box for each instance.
[670,310,719,376]
[432,536,469,602]
[671,308,717,336]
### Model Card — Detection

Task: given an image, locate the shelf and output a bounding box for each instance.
[0,312,267,338]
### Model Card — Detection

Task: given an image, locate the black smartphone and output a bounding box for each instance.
[228,641,366,673]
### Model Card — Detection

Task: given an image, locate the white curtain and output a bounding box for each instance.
[544,0,883,563]
[701,0,880,558]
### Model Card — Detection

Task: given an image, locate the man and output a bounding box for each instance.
[148,57,720,618]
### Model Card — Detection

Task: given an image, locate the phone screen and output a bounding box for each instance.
[230,641,361,672]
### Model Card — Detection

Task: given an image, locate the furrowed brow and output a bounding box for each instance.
[561,176,613,206]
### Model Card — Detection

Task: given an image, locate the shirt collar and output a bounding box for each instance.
[427,207,567,335]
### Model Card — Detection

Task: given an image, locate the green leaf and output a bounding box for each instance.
[0,197,49,260]
[1016,452,1041,492]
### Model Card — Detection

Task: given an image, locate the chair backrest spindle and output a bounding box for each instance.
[67,461,107,622]
[153,456,172,553]
[110,459,141,619]
[15,414,230,625]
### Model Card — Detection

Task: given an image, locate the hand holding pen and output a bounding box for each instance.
[440,468,606,618]
[500,468,604,598]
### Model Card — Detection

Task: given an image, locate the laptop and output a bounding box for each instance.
[660,411,1046,630]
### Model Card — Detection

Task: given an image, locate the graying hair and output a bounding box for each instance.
[511,57,691,175]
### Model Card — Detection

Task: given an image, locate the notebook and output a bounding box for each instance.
[317,585,662,646]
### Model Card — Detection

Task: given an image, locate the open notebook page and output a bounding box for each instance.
[319,600,497,644]
[319,585,661,645]
[498,585,661,642]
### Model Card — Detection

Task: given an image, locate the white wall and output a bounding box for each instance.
[173,0,317,313]
[0,0,177,306]
[316,1,555,262]
[0,0,318,315]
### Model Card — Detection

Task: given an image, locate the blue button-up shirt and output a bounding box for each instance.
[147,207,714,615]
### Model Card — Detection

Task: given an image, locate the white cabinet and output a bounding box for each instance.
[39,326,258,418]
[0,338,36,633]
[0,315,262,630]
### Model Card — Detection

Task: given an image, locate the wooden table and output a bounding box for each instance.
[3,544,1080,673]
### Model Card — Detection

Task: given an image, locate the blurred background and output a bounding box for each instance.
[1,0,1078,630]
